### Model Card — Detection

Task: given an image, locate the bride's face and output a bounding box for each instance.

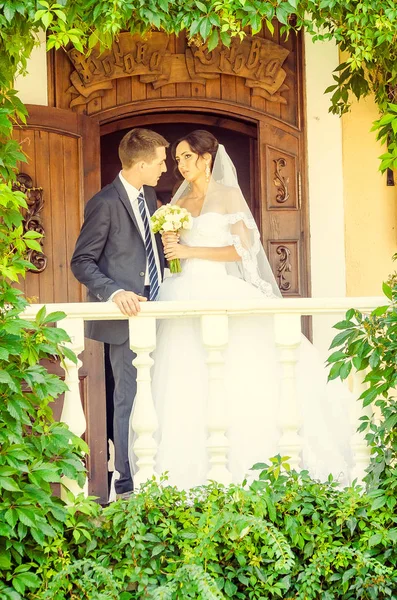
[175,140,208,183]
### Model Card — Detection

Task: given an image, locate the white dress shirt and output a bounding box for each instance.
[108,173,162,301]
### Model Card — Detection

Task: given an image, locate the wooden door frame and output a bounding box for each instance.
[100,111,258,139]
[21,105,109,503]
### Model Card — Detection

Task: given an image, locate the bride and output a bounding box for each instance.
[130,129,352,489]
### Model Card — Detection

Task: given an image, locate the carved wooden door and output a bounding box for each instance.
[13,105,108,503]
[258,120,309,299]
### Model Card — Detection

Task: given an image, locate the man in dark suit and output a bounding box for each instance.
[71,128,169,498]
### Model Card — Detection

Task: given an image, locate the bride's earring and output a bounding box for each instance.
[205,162,211,182]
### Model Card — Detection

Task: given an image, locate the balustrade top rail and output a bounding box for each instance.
[22,297,385,321]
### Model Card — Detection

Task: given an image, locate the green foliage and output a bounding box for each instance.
[0,139,91,598]
[327,258,397,495]
[0,1,397,173]
[372,104,397,173]
[23,463,397,599]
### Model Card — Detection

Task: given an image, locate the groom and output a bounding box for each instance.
[71,128,169,498]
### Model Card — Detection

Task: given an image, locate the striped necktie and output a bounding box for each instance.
[137,191,159,301]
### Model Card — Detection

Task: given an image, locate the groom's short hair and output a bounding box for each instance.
[119,128,169,168]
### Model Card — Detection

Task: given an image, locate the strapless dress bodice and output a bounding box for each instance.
[178,213,231,278]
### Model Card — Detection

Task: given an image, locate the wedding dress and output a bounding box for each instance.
[130,146,353,489]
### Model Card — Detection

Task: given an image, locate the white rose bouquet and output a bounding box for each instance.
[150,203,193,273]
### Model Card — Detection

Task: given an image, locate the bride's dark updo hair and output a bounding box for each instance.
[172,130,219,169]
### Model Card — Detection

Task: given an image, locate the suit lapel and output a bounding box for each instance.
[113,175,144,242]
[113,177,165,272]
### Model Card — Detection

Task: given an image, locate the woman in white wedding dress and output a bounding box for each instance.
[131,130,353,489]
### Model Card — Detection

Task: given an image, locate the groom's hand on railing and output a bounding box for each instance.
[112,290,147,316]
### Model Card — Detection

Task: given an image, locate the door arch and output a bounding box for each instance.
[100,111,260,221]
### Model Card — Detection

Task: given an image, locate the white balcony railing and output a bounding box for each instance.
[23,297,384,495]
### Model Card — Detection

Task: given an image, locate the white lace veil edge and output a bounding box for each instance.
[171,144,282,298]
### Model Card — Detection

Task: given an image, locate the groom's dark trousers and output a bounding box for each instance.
[71,176,164,494]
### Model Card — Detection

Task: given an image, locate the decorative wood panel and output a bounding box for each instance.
[13,106,108,503]
[266,147,298,210]
[259,120,308,298]
[48,29,302,129]
[268,240,300,295]
[12,173,47,272]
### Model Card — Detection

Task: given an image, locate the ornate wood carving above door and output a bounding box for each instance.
[67,33,290,109]
[49,28,301,128]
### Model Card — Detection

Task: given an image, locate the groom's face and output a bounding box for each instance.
[141,146,167,187]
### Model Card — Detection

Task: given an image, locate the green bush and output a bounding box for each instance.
[29,462,397,599]
[327,262,397,494]
[0,175,90,599]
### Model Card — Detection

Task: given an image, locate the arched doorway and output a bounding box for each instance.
[100,112,259,220]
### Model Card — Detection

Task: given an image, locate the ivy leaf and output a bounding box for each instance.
[209,13,220,27]
[328,361,343,380]
[43,311,66,324]
[352,356,363,370]
[371,305,389,317]
[196,1,208,12]
[384,413,397,430]
[368,530,383,545]
[333,320,355,330]
[24,239,42,252]
[329,329,356,350]
[382,281,392,300]
[220,31,231,46]
[0,476,20,492]
[207,29,219,51]
[369,349,380,369]
[225,580,238,597]
[265,19,274,36]
[0,549,11,570]
[339,361,352,380]
[41,11,54,29]
[53,9,67,22]
[328,351,347,363]
[158,0,168,11]
[0,347,10,360]
[16,508,36,528]
[35,305,47,325]
[4,5,16,22]
[0,369,19,392]
[13,571,40,592]
[142,533,161,543]
[346,517,357,535]
[199,18,211,40]
[275,4,289,25]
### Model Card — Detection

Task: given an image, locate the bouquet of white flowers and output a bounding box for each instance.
[150,203,193,273]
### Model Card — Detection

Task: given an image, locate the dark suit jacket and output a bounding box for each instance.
[71,176,165,345]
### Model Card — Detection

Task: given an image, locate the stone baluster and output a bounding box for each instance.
[274,313,302,470]
[201,315,232,485]
[129,316,158,488]
[350,370,372,484]
[58,317,87,498]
